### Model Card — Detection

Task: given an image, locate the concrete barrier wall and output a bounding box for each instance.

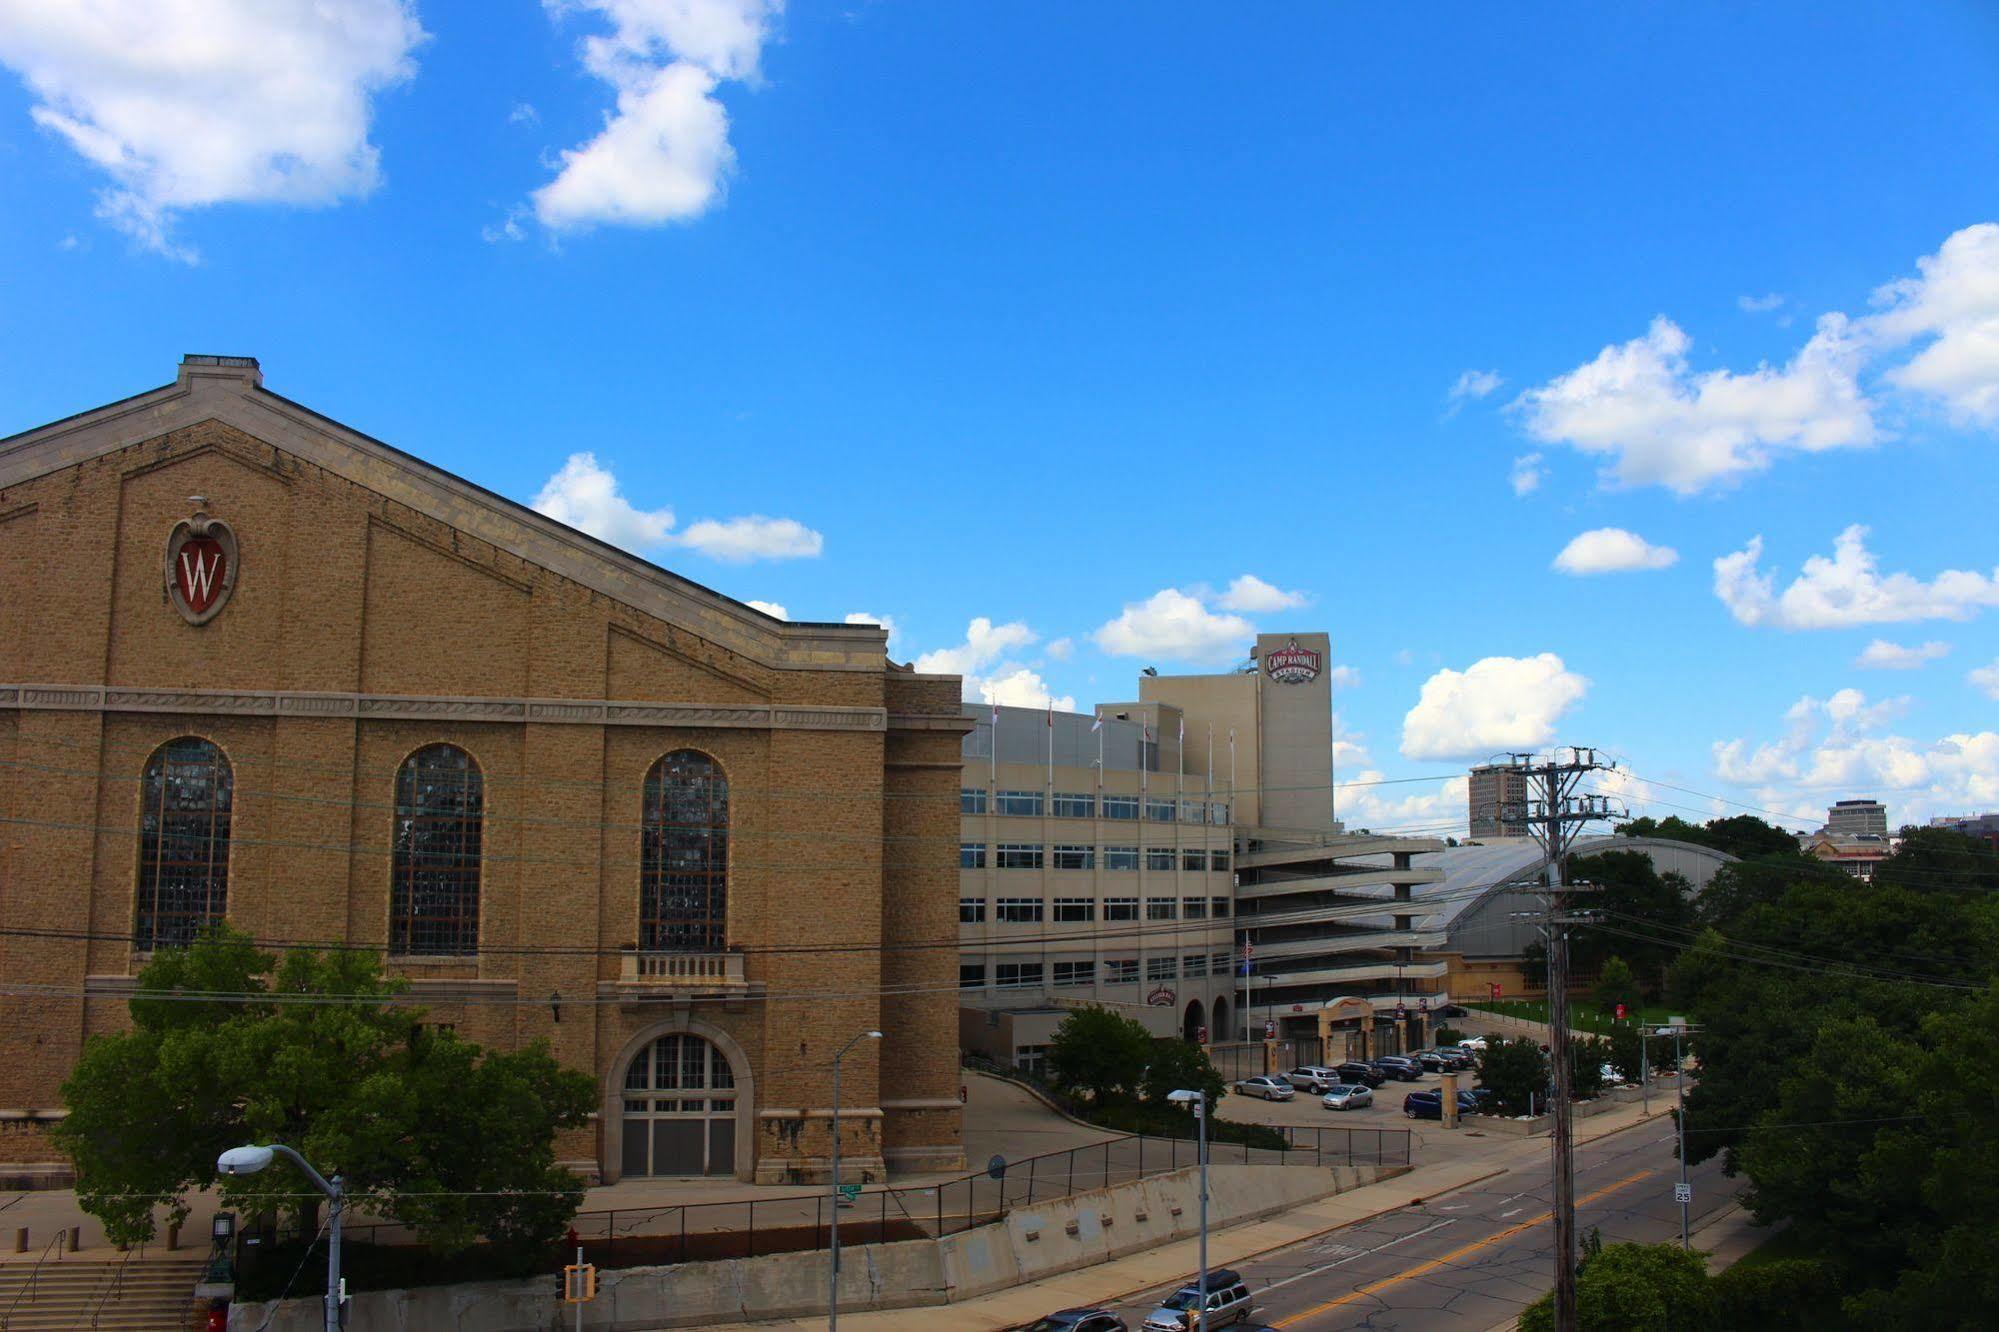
[232,1161,1402,1331]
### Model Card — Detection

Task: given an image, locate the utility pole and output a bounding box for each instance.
[1507,748,1618,1332]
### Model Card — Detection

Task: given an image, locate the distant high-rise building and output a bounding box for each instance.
[1930,812,1999,851]
[1468,763,1530,838]
[1826,799,1888,839]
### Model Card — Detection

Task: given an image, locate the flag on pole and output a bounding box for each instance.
[1090,712,1103,733]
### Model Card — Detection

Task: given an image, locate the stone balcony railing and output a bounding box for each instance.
[608,949,753,1006]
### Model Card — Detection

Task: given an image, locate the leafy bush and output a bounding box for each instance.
[1141,1036,1226,1111]
[1433,1025,1464,1045]
[1710,1256,1842,1329]
[1475,1036,1549,1116]
[1518,1242,1714,1331]
[1047,1006,1153,1105]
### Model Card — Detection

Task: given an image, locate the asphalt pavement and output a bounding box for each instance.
[1102,1116,1736,1331]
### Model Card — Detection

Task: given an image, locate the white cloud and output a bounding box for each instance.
[1713,688,1999,826]
[912,617,1037,677]
[532,0,781,231]
[1445,370,1504,417]
[1514,313,1876,494]
[1738,293,1786,314]
[1970,659,1999,701]
[912,617,1072,707]
[1216,574,1308,613]
[1714,525,1999,629]
[0,0,424,258]
[1871,222,1999,424]
[1093,588,1253,664]
[1855,639,1949,670]
[1552,527,1679,576]
[533,452,676,549]
[975,667,1075,713]
[1045,637,1074,661]
[532,452,821,562]
[677,514,822,562]
[746,599,787,619]
[1325,664,1362,690]
[1401,653,1591,761]
[1510,452,1545,497]
[843,610,899,653]
[1336,771,1469,837]
[509,102,540,125]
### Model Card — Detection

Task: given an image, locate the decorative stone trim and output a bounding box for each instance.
[4,684,888,732]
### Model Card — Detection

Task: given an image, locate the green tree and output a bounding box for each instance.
[1047,1006,1153,1105]
[1474,1036,1549,1117]
[1604,1023,1646,1084]
[1141,1038,1226,1111]
[54,930,594,1262]
[1592,956,1641,1016]
[1518,1242,1715,1331]
[1568,1036,1609,1099]
[1520,938,1549,991]
[1567,850,1693,988]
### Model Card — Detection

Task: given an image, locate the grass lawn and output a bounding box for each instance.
[1464,998,1678,1036]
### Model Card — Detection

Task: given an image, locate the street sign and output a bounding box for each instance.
[1673,1182,1692,1205]
[1395,1003,1407,1020]
[1615,1003,1627,1020]
[837,1183,862,1206]
[562,1263,598,1303]
[1263,1019,1276,1040]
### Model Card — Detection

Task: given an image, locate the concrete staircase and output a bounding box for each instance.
[0,1255,208,1331]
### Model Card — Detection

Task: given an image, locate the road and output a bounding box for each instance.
[1105,1116,1736,1331]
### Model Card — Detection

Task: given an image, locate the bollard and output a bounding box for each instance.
[167,1222,181,1251]
[67,1225,81,1253]
[12,1226,24,1253]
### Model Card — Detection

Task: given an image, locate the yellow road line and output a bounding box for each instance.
[1271,1169,1656,1328]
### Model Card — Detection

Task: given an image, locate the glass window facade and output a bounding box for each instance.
[135,737,233,951]
[391,743,484,956]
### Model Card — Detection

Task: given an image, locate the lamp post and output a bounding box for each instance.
[1655,1022,1699,1249]
[217,1145,342,1332]
[1166,1089,1210,1332]
[828,1029,882,1331]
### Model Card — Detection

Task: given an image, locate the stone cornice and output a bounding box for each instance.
[3,684,888,732]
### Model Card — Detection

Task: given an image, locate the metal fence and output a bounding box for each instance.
[324,1124,1410,1270]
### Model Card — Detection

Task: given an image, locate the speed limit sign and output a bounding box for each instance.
[1673,1182,1692,1205]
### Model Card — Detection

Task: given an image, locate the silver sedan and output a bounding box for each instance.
[1321,1084,1373,1111]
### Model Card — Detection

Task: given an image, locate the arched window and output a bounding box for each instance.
[391,744,483,956]
[136,737,233,950]
[640,751,728,951]
[621,1033,737,1176]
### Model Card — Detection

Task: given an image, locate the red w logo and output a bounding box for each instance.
[176,537,227,614]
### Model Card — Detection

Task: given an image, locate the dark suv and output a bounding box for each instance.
[1335,1061,1387,1088]
[1371,1056,1423,1082]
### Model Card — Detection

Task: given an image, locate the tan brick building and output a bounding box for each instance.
[0,355,967,1187]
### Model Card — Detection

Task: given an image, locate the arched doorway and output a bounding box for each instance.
[1213,997,1230,1043]
[620,1033,738,1177]
[1182,998,1206,1044]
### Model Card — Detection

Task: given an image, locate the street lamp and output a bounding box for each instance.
[217,1144,344,1332]
[1166,1089,1210,1332]
[1654,1023,1700,1250]
[828,1029,883,1331]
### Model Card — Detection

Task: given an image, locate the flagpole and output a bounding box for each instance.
[1046,700,1054,789]
[989,700,998,786]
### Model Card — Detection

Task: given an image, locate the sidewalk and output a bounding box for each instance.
[710,1095,1680,1330]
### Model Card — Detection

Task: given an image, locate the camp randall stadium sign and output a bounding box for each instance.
[1264,638,1321,685]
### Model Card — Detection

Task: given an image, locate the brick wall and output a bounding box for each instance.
[0,415,962,1185]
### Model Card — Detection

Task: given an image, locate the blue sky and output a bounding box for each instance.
[3,1,1997,834]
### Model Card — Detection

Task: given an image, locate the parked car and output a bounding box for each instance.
[1023,1311,1128,1332]
[1335,1061,1387,1088]
[1405,1089,1480,1119]
[1599,1064,1626,1087]
[1233,1075,1295,1101]
[1371,1056,1423,1082]
[1283,1065,1345,1094]
[1140,1270,1255,1330]
[1455,1035,1489,1051]
[1321,1084,1373,1111]
[1439,1004,1469,1018]
[1464,1086,1499,1112]
[1413,1049,1470,1072]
